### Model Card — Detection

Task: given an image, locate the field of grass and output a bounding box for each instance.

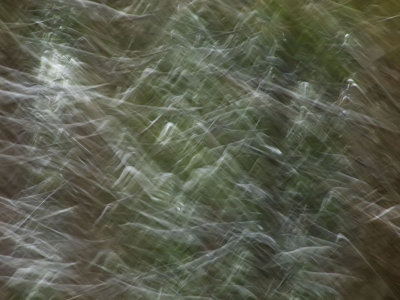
[1,0,400,299]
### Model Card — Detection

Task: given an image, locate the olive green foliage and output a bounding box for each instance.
[1,0,400,299]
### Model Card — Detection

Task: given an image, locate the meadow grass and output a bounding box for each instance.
[1,0,400,299]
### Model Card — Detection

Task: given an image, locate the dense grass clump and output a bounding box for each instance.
[1,0,400,299]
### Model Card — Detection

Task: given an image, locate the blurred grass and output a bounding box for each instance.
[1,0,400,299]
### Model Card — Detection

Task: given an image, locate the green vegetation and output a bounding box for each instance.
[1,0,400,299]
